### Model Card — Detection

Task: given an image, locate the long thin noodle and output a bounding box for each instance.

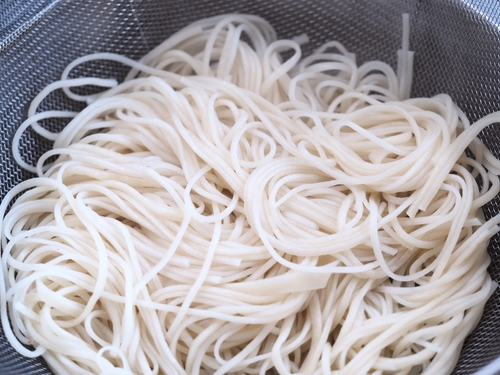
[1,13,500,375]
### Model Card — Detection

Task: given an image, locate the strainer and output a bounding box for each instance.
[1,0,500,374]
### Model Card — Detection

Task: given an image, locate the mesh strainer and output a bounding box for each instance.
[1,0,500,374]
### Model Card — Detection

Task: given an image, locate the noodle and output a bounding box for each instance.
[1,13,500,375]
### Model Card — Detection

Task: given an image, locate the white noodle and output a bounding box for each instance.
[1,13,500,375]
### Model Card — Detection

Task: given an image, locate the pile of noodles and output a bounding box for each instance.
[2,14,500,375]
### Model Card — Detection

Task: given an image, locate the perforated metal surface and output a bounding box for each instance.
[1,1,500,374]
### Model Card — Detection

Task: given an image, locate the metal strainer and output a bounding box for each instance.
[1,0,500,374]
